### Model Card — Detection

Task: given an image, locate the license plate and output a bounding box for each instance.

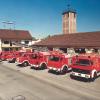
[78,73,81,76]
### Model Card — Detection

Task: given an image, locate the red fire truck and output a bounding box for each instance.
[16,52,50,69]
[70,53,100,81]
[47,51,72,74]
[29,52,50,69]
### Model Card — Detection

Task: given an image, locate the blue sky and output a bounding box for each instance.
[0,0,100,39]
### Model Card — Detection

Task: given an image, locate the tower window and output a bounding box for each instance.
[74,13,76,18]
[68,13,69,17]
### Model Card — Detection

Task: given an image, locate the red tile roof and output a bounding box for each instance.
[34,31,100,48]
[0,29,32,40]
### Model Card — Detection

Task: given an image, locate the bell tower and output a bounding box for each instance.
[62,4,77,34]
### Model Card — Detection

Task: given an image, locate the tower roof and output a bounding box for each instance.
[62,4,76,15]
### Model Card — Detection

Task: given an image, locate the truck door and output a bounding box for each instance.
[38,54,44,63]
[30,54,38,64]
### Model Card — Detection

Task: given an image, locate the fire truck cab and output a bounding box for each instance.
[16,52,50,69]
[71,53,100,81]
[48,51,72,74]
[30,52,50,69]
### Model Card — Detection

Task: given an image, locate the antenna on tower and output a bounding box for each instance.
[66,0,76,13]
[67,0,71,10]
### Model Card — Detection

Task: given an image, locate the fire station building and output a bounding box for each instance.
[0,29,33,51]
[34,31,100,53]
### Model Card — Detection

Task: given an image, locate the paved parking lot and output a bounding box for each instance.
[0,61,100,100]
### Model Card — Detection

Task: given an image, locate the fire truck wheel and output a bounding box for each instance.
[91,72,97,82]
[40,63,47,69]
[23,62,29,67]
[12,58,16,63]
[62,66,68,74]
[9,58,16,63]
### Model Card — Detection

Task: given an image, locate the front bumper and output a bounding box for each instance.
[48,67,61,72]
[71,72,91,79]
[31,64,39,68]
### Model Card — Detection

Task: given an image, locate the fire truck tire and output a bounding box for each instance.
[22,62,29,67]
[9,58,16,63]
[91,72,97,82]
[70,74,74,79]
[12,58,16,63]
[62,66,68,74]
[40,63,47,69]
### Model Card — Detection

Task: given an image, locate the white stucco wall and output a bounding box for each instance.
[21,40,25,44]
[32,39,41,45]
[21,40,32,46]
[28,41,32,46]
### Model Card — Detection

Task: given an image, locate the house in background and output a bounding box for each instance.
[0,29,33,51]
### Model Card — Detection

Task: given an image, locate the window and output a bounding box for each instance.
[31,54,37,59]
[3,41,9,44]
[24,41,29,44]
[49,56,60,62]
[75,59,93,66]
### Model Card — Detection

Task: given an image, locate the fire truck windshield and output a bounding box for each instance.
[49,56,60,62]
[75,59,93,66]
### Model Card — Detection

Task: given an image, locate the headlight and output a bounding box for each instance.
[85,75,90,78]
